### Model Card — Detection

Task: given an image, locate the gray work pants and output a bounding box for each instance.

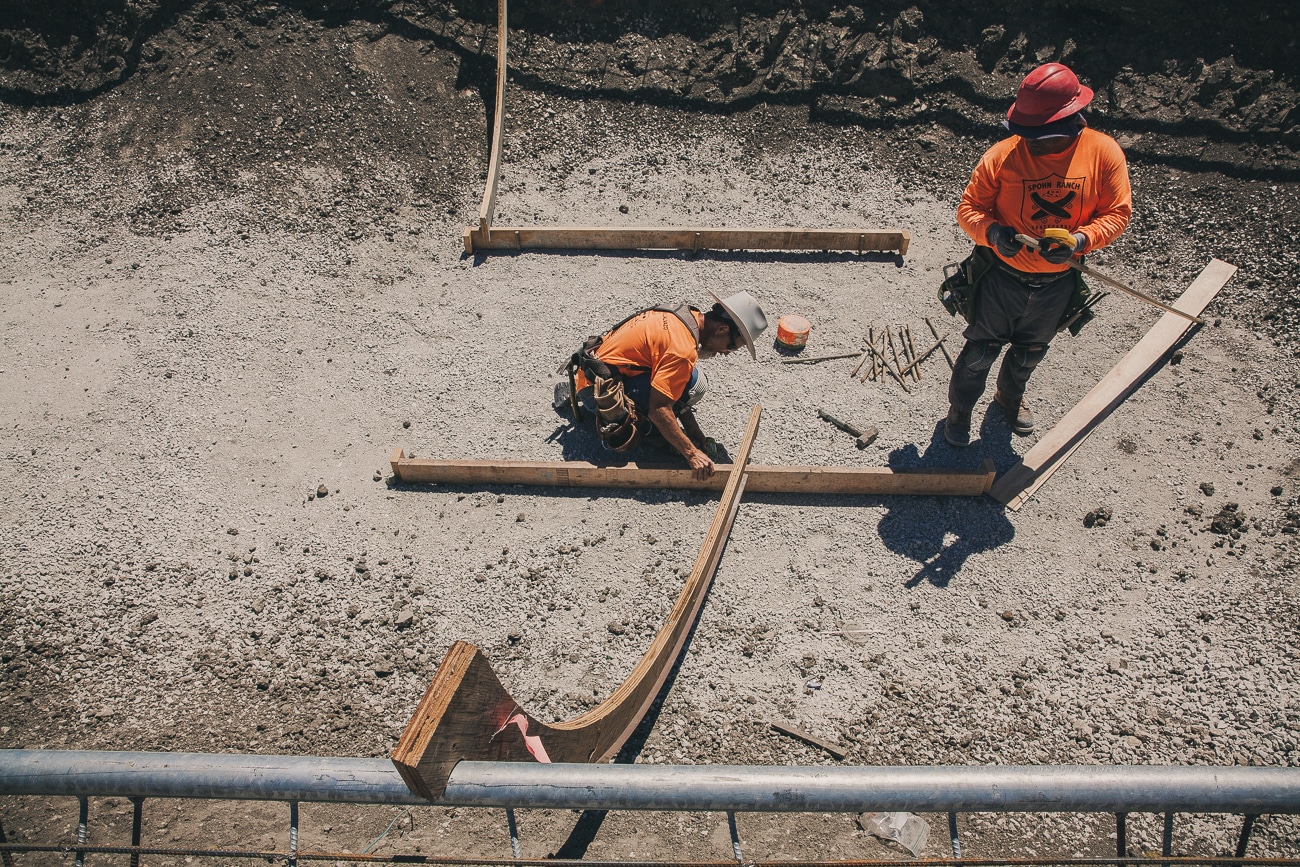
[947,265,1075,413]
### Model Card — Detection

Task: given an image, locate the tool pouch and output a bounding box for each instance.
[592,376,643,452]
[1056,267,1095,337]
[938,246,996,324]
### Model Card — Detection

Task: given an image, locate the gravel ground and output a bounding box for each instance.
[2,2,1299,861]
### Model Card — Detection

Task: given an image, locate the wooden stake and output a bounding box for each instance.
[770,720,848,760]
[904,326,922,382]
[926,316,956,370]
[899,332,949,378]
[886,327,907,384]
[780,352,862,365]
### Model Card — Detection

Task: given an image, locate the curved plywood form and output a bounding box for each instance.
[392,406,763,800]
[475,0,507,236]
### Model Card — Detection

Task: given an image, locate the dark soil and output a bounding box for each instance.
[2,0,1298,340]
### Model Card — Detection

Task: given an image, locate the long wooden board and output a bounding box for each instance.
[391,406,763,800]
[476,0,507,234]
[989,258,1236,509]
[462,225,910,256]
[390,452,996,497]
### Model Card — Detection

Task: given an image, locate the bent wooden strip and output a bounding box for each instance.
[463,225,910,256]
[391,406,763,800]
[389,452,995,497]
[475,0,507,233]
[990,258,1236,510]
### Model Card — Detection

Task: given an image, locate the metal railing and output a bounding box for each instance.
[2,750,1299,865]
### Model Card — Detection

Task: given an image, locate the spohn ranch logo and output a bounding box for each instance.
[1020,174,1085,229]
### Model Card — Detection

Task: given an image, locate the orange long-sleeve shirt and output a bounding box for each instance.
[573,309,700,401]
[957,127,1132,274]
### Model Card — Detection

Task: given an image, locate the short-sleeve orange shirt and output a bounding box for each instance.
[574,309,700,401]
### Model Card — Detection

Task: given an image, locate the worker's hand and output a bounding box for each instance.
[1037,231,1086,264]
[688,449,715,482]
[986,223,1023,258]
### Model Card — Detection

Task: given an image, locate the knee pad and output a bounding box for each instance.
[1009,343,1048,370]
[961,340,1004,372]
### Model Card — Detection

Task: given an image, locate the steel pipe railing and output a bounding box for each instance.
[3,751,1300,814]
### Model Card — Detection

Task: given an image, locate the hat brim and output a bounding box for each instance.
[709,290,758,359]
[1006,83,1095,127]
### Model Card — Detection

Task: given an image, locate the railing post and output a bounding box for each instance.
[1161,811,1175,867]
[1115,811,1127,859]
[505,807,520,859]
[288,800,299,867]
[129,797,143,867]
[726,811,743,865]
[75,796,89,867]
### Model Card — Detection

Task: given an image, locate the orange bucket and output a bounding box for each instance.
[775,315,811,350]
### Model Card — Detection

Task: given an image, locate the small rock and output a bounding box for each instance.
[1209,502,1245,535]
[226,527,239,535]
[372,662,395,677]
[618,204,629,213]
[607,621,627,635]
[373,472,382,482]
[1199,481,1215,496]
[516,513,526,522]
[1272,485,1284,496]
[316,484,328,498]
[402,420,411,428]
[1083,506,1112,528]
[394,610,415,630]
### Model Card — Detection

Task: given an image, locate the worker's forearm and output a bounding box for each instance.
[649,405,700,461]
[677,409,707,446]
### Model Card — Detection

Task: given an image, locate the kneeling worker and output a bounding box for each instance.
[560,291,768,481]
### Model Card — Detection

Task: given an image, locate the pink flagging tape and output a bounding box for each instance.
[507,714,552,763]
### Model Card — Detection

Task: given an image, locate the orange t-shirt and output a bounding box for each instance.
[957,127,1132,274]
[574,309,700,401]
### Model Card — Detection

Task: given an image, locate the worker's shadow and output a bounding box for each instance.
[877,415,1017,588]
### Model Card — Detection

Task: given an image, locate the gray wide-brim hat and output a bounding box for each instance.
[709,290,768,360]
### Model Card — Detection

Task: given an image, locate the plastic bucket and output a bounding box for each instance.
[775,315,811,350]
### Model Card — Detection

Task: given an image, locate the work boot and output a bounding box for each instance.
[995,390,1035,435]
[944,405,971,447]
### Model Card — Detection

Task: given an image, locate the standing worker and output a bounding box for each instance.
[942,62,1131,447]
[559,291,768,480]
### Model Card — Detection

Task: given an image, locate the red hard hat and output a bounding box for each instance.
[1007,63,1094,126]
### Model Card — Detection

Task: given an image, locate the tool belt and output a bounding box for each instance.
[939,245,1097,337]
[560,304,700,453]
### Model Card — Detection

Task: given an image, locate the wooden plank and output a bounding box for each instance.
[463,225,910,255]
[769,720,848,760]
[391,406,763,799]
[989,258,1236,509]
[474,0,508,238]
[390,454,997,497]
